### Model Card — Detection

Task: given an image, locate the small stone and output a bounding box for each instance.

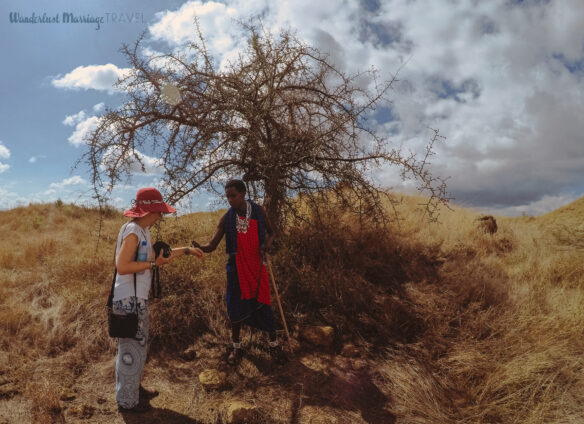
[60,388,76,401]
[340,343,360,358]
[351,359,368,371]
[199,369,227,390]
[300,326,335,347]
[226,400,260,423]
[181,346,197,361]
[300,355,329,373]
[67,404,95,419]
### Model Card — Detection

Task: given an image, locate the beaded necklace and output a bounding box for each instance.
[235,200,252,234]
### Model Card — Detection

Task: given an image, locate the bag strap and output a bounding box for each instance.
[107,235,140,308]
[151,262,160,298]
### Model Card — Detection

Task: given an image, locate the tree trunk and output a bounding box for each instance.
[263,170,285,236]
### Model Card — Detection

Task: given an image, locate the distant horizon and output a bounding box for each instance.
[2,188,579,219]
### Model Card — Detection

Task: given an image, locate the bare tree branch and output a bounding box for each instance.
[82,21,450,233]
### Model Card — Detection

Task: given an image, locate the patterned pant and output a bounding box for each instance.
[113,297,149,408]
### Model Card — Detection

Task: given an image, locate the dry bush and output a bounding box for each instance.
[375,349,455,424]
[402,205,584,423]
[25,379,64,424]
[272,217,440,348]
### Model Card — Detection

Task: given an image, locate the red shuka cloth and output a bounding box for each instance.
[235,217,271,305]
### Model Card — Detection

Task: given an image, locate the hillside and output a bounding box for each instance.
[0,197,583,423]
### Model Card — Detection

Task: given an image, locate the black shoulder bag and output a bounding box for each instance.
[106,248,139,338]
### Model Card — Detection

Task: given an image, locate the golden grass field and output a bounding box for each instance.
[0,195,583,423]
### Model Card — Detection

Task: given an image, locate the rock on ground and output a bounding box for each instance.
[300,326,335,347]
[198,369,227,390]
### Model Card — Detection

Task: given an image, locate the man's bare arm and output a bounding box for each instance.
[191,215,226,253]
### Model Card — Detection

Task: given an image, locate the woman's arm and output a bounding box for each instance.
[149,244,204,261]
[191,215,225,253]
[168,246,204,259]
[117,233,171,275]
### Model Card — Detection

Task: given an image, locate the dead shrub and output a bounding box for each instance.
[148,251,229,351]
[26,380,64,424]
[272,218,439,346]
[477,215,497,234]
[375,349,456,424]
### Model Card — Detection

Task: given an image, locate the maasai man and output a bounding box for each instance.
[191,179,287,365]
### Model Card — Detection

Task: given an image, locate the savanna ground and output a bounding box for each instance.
[1,195,584,423]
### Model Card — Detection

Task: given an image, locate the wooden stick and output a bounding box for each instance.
[266,255,292,351]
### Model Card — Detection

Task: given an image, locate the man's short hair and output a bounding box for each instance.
[225,179,246,194]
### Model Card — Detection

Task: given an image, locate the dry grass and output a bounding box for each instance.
[0,197,583,423]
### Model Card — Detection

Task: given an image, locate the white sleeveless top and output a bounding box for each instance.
[113,221,153,301]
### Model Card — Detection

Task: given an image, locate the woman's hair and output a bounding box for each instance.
[225,179,246,194]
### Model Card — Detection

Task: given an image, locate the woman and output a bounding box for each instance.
[113,187,203,413]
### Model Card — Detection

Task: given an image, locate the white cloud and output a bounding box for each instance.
[0,141,10,173]
[67,115,101,147]
[29,155,46,164]
[0,144,9,159]
[63,110,104,146]
[370,0,584,210]
[149,1,248,71]
[62,110,87,126]
[49,175,88,189]
[150,1,238,46]
[93,102,105,113]
[0,187,25,209]
[51,64,132,94]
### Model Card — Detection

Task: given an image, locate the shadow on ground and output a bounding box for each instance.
[121,407,201,424]
[236,350,396,424]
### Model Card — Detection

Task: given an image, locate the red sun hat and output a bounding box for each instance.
[123,187,176,218]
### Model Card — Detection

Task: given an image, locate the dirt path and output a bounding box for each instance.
[1,335,395,424]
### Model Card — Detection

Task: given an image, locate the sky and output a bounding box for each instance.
[0,0,583,216]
